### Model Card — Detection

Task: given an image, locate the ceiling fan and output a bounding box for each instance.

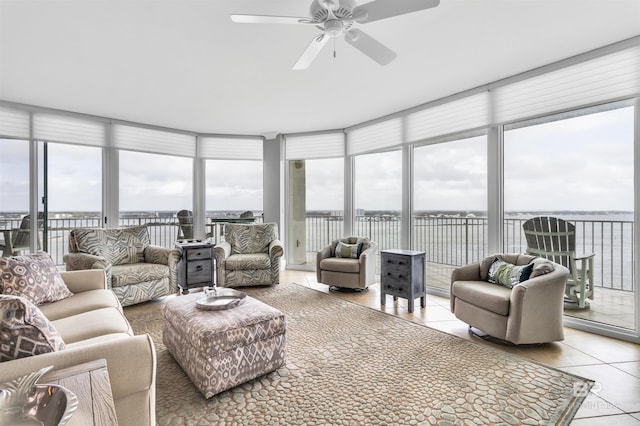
[231,0,440,70]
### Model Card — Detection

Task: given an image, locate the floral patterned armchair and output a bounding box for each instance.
[63,225,180,306]
[214,223,283,287]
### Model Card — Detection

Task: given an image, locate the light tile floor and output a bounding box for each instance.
[280,269,640,425]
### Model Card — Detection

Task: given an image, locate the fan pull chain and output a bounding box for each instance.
[333,37,336,59]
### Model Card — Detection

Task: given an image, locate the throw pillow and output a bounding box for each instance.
[0,294,66,362]
[487,257,534,289]
[0,252,73,306]
[335,242,362,259]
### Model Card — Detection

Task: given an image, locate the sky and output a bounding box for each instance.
[0,105,635,214]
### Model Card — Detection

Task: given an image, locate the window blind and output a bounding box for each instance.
[198,136,263,160]
[406,92,490,143]
[33,113,106,146]
[285,132,344,160]
[346,117,402,156]
[112,124,196,157]
[0,106,30,139]
[492,45,640,125]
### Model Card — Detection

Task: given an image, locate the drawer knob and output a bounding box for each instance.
[398,275,403,279]
[196,265,203,271]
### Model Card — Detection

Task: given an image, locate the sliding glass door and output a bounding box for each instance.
[503,101,635,331]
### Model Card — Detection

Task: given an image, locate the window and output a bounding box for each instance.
[0,138,30,253]
[46,143,102,262]
[413,135,488,290]
[205,159,263,243]
[354,150,402,252]
[119,150,193,246]
[504,103,635,330]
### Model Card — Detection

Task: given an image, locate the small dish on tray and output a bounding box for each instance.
[195,287,247,311]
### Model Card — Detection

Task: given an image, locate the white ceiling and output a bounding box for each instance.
[1,0,639,137]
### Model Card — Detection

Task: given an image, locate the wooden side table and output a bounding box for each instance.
[380,249,426,313]
[42,359,118,426]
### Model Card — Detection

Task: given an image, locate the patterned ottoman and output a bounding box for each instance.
[162,293,287,398]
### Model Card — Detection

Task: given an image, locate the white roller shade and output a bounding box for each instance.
[0,106,29,139]
[113,124,196,157]
[285,132,344,160]
[198,136,263,160]
[347,117,402,156]
[33,113,105,146]
[406,92,490,142]
[493,45,640,124]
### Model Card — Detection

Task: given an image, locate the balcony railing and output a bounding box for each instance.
[1,214,262,267]
[2,213,633,292]
[304,214,634,292]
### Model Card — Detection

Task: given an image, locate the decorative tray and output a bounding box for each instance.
[0,367,78,426]
[195,287,247,311]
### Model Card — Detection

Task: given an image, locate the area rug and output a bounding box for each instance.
[124,283,593,425]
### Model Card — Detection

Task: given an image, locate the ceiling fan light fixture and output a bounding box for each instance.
[231,0,440,69]
[324,19,343,36]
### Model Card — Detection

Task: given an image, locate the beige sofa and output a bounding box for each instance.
[0,269,156,426]
[450,253,569,345]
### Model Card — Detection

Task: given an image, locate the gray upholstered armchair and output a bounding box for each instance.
[316,237,378,290]
[214,222,283,287]
[450,253,569,345]
[63,225,180,306]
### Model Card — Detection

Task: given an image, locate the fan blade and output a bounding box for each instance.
[231,14,315,25]
[293,34,330,70]
[353,0,440,23]
[344,29,397,65]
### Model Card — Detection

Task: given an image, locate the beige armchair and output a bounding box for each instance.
[450,253,569,345]
[316,237,378,290]
[63,225,180,306]
[214,222,283,287]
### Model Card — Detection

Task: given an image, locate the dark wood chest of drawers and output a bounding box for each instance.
[380,249,426,313]
[175,241,215,294]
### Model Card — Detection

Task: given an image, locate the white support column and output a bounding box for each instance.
[103,123,119,228]
[487,126,503,254]
[193,154,206,239]
[344,154,354,236]
[263,135,285,243]
[401,144,413,250]
[28,112,38,251]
